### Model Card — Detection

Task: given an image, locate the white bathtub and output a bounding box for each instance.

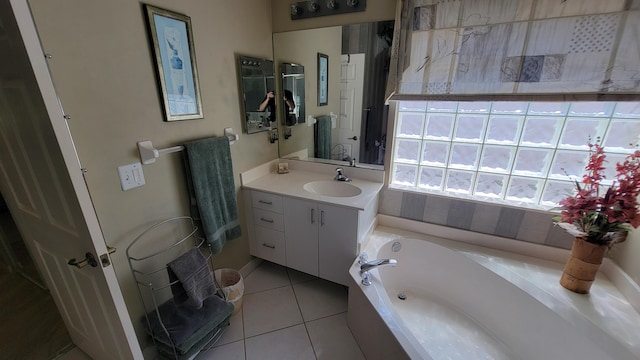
[347,228,640,360]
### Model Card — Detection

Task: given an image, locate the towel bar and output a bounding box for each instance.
[138,128,239,165]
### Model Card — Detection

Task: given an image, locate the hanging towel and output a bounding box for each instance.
[167,248,217,309]
[184,136,241,254]
[314,115,332,159]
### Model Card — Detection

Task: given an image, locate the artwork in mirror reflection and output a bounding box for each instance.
[281,63,305,126]
[272,20,393,167]
[238,55,275,134]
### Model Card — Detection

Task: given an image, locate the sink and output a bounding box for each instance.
[303,181,362,197]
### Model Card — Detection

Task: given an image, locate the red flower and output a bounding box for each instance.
[554,146,640,246]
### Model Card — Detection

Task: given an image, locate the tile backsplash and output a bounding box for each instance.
[380,188,574,250]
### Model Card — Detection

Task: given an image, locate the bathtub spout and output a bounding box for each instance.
[359,259,397,286]
[360,258,398,273]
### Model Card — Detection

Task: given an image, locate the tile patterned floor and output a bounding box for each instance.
[57,260,364,360]
[198,261,365,360]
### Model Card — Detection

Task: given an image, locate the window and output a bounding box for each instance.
[390,101,640,208]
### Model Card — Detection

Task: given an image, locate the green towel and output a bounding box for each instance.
[314,115,332,159]
[184,137,241,254]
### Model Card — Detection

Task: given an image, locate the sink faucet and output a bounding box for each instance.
[359,259,397,286]
[334,167,351,182]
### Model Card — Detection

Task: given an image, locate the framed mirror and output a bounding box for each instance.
[238,55,275,134]
[281,63,305,126]
[273,21,393,167]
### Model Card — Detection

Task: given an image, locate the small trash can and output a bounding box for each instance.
[214,268,244,314]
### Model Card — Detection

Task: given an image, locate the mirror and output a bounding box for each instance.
[273,21,394,168]
[281,63,305,126]
[238,55,276,134]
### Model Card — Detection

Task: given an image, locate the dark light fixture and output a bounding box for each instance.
[290,0,366,20]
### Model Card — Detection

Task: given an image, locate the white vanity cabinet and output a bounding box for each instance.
[283,197,358,285]
[246,188,377,286]
[247,191,286,266]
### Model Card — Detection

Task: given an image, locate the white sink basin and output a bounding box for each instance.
[303,180,362,197]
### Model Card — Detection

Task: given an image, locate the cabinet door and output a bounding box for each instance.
[283,197,319,276]
[318,204,358,286]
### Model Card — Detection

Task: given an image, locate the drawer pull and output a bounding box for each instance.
[262,243,276,249]
[311,208,315,224]
[260,217,274,223]
[258,200,273,205]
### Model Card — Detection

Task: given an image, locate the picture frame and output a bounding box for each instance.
[144,4,203,121]
[317,53,328,106]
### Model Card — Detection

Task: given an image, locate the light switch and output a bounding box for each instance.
[118,162,145,191]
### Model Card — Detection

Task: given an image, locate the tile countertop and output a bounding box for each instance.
[242,169,383,211]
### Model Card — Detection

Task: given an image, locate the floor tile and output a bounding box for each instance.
[293,278,348,321]
[245,324,315,360]
[244,261,291,295]
[200,340,245,360]
[215,309,244,347]
[306,313,365,360]
[287,268,317,285]
[243,286,303,337]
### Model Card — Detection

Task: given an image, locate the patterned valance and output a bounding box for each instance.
[386,0,640,101]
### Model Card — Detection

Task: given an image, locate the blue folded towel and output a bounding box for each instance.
[184,137,241,253]
[167,248,217,309]
[144,295,233,355]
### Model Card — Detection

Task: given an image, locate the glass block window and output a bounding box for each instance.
[391,101,640,208]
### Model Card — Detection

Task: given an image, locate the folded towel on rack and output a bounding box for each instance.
[184,136,241,254]
[314,115,332,159]
[144,295,233,356]
[167,248,217,309]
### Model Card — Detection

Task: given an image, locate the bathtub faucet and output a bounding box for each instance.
[359,259,397,286]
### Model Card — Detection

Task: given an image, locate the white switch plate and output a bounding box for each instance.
[117,162,145,191]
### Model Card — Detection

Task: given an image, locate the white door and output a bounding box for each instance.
[338,54,365,163]
[0,2,142,359]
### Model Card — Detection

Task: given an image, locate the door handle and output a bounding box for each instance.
[349,136,358,141]
[69,247,116,269]
[68,252,98,268]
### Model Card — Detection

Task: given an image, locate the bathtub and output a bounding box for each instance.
[347,227,640,360]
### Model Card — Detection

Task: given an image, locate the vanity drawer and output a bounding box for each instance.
[253,208,284,231]
[250,226,286,266]
[251,191,283,214]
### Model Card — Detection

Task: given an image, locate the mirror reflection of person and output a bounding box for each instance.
[284,90,296,112]
[258,91,276,122]
[284,90,297,126]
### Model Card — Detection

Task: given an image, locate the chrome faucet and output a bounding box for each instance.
[359,258,397,286]
[334,167,351,182]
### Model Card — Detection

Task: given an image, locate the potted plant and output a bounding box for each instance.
[554,141,640,294]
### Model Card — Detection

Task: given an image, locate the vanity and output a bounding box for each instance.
[241,160,383,286]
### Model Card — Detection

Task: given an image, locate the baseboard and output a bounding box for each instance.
[239,257,263,279]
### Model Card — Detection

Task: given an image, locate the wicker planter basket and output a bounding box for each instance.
[559,237,607,294]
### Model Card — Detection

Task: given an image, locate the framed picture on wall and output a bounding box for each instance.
[144,4,203,121]
[317,53,328,106]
